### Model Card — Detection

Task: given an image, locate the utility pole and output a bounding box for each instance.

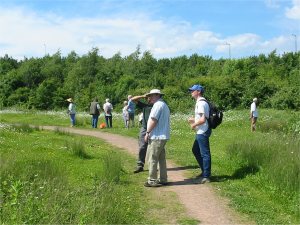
[44,43,47,56]
[292,34,297,53]
[225,42,231,59]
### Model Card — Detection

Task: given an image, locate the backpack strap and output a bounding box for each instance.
[199,99,210,119]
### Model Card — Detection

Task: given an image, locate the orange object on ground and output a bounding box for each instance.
[99,123,106,129]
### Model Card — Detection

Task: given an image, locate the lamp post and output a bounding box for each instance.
[292,34,297,53]
[225,42,231,59]
[44,43,47,56]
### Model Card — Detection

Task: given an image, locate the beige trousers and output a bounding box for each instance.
[147,139,168,183]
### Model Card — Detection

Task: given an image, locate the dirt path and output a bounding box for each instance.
[42,126,247,224]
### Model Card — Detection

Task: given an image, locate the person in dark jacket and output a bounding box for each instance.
[90,98,101,128]
[131,94,153,173]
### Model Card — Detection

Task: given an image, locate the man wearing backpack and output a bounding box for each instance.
[188,84,212,184]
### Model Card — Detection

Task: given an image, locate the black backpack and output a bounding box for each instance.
[200,99,223,129]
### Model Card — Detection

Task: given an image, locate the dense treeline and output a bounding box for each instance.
[0,47,299,112]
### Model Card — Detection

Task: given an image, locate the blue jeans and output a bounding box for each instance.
[92,115,99,128]
[70,114,75,126]
[192,129,212,178]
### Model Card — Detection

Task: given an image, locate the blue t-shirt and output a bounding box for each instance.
[127,99,136,114]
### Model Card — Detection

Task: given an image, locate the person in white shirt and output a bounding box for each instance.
[67,98,76,127]
[122,101,129,128]
[144,89,170,187]
[250,98,259,132]
[188,84,212,184]
[103,98,113,128]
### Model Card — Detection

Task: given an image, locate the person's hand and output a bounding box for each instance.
[188,118,195,130]
[144,133,150,143]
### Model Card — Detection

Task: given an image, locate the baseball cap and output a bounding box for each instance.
[188,84,204,93]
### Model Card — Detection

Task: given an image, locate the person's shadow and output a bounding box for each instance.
[164,164,259,186]
[167,165,199,171]
[211,165,260,182]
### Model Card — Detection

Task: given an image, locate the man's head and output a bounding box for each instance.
[188,84,204,99]
[106,98,110,103]
[128,95,132,100]
[145,89,164,103]
[253,98,258,102]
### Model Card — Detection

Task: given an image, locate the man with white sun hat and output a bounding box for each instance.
[143,89,170,187]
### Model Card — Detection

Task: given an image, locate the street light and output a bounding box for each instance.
[44,43,47,56]
[292,34,297,53]
[225,42,231,59]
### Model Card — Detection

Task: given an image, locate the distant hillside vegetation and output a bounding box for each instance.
[0,48,299,112]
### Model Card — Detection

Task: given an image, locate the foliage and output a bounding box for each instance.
[0,50,299,112]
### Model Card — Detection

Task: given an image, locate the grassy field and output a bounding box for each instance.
[1,108,299,224]
[0,122,196,224]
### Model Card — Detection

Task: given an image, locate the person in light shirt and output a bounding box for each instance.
[143,89,170,187]
[103,98,113,128]
[250,98,259,132]
[67,98,76,127]
[188,84,212,184]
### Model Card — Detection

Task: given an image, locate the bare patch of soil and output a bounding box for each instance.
[42,126,250,224]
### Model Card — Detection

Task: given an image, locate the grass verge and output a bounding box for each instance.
[0,123,193,224]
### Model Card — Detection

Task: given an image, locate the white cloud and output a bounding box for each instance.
[0,5,297,60]
[285,0,300,20]
[264,0,281,9]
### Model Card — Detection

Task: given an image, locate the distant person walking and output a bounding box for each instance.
[188,84,212,184]
[122,101,129,128]
[144,89,170,187]
[127,95,136,128]
[67,98,76,127]
[130,94,153,173]
[250,98,258,132]
[89,98,101,128]
[103,98,113,128]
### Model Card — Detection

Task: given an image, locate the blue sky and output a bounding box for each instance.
[0,0,299,59]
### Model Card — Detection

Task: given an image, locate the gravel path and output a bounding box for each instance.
[42,126,247,224]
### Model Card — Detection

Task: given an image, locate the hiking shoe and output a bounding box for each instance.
[195,177,211,184]
[144,181,162,187]
[134,167,144,173]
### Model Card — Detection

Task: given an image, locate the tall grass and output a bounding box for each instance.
[10,123,40,133]
[1,158,141,224]
[0,127,146,224]
[226,135,299,193]
[65,139,91,159]
[95,151,123,183]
